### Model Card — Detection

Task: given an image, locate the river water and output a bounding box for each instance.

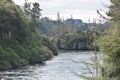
[0,51,103,80]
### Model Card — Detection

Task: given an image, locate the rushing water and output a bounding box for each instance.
[0,51,103,80]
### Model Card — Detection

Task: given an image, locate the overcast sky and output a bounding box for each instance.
[13,0,111,22]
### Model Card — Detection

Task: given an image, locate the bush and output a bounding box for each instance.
[0,61,12,71]
[0,46,27,69]
[39,46,54,60]
[42,36,58,56]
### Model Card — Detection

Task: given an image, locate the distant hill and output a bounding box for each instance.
[65,19,89,31]
[38,17,55,36]
[38,17,110,36]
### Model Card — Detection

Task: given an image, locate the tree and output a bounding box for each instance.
[96,0,120,79]
[24,1,31,18]
[31,2,42,22]
[24,1,42,22]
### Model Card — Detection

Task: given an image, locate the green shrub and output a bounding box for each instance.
[42,36,58,56]
[39,46,54,60]
[0,46,27,69]
[0,61,12,71]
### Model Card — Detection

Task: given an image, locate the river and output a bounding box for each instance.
[0,51,103,80]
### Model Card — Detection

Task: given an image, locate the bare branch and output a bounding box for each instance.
[97,10,111,20]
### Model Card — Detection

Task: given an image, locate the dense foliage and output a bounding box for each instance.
[0,0,58,70]
[96,0,120,79]
[53,30,100,50]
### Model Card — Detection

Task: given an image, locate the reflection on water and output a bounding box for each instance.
[0,51,102,80]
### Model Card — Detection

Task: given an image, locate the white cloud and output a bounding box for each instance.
[13,0,111,22]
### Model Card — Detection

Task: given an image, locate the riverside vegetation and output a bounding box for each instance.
[96,0,120,79]
[0,0,58,70]
[80,0,120,80]
[53,30,100,50]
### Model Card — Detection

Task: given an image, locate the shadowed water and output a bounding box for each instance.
[0,51,102,80]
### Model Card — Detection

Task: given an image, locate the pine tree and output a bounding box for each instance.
[31,2,42,22]
[24,0,31,18]
[24,1,42,22]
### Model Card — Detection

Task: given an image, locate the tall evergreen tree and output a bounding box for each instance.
[31,2,42,22]
[24,1,31,18]
[24,1,42,22]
